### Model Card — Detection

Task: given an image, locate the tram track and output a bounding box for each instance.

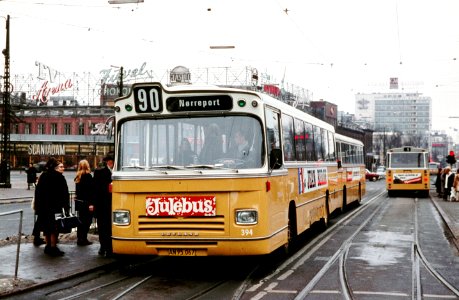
[414,197,459,299]
[243,188,459,300]
[11,253,264,300]
[293,192,387,299]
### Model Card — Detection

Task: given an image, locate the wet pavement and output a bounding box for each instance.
[0,173,116,297]
[0,179,458,297]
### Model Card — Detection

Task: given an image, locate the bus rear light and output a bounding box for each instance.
[108,183,112,193]
[113,210,131,225]
[266,180,271,192]
[235,210,258,225]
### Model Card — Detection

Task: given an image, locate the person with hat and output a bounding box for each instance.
[93,153,114,256]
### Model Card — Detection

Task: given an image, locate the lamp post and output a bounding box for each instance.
[0,15,11,188]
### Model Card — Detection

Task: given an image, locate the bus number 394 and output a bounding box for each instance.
[241,229,253,236]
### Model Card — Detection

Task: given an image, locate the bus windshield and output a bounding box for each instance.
[118,115,264,170]
[389,152,428,168]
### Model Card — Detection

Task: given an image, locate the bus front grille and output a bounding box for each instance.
[137,215,225,233]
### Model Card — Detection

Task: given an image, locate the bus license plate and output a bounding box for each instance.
[167,249,197,256]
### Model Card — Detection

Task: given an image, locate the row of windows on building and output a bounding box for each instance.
[375,111,430,117]
[11,123,87,135]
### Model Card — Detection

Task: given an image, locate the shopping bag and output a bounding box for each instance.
[56,210,81,233]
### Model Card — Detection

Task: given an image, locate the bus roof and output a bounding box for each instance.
[116,82,335,133]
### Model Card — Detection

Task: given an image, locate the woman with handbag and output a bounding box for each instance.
[74,160,94,246]
[35,157,70,257]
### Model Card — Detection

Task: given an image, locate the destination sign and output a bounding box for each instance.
[166,95,233,112]
[133,86,163,113]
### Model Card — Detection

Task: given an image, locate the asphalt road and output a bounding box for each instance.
[0,171,78,239]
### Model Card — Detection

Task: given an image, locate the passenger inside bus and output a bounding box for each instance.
[176,138,196,165]
[229,130,251,160]
[198,123,223,164]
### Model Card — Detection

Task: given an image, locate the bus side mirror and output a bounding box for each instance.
[269,149,283,170]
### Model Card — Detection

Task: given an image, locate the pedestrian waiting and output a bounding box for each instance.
[74,159,94,246]
[93,154,114,257]
[34,157,70,257]
[25,163,38,190]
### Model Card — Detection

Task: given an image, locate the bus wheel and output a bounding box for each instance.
[284,203,298,255]
[388,190,394,197]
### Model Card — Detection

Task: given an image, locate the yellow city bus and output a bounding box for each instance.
[111,82,365,256]
[386,146,430,197]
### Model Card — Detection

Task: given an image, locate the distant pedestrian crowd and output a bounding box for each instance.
[435,165,459,201]
[30,154,114,257]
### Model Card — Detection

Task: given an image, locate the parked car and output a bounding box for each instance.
[376,166,386,179]
[365,169,380,181]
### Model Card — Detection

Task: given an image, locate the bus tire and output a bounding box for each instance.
[357,183,362,204]
[388,190,394,197]
[284,202,298,254]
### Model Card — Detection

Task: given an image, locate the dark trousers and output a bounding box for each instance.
[96,209,112,252]
[32,215,41,240]
[77,209,93,241]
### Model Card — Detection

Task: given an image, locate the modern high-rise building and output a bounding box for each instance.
[355,92,432,163]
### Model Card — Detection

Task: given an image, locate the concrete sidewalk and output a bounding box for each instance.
[431,192,459,239]
[0,235,116,297]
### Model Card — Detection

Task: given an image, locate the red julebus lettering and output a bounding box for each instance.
[146,196,216,216]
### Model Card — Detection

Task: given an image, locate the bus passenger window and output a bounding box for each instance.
[282,114,295,161]
[304,122,314,161]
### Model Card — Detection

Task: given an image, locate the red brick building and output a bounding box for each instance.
[8,104,114,169]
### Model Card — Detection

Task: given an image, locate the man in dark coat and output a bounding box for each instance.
[93,154,114,256]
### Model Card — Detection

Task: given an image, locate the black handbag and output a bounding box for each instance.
[56,209,81,233]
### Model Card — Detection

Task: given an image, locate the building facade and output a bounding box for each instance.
[6,104,114,170]
[355,92,432,164]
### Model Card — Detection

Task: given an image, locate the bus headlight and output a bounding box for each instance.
[113,210,131,225]
[235,210,258,225]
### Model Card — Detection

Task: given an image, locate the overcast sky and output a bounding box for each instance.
[0,0,458,132]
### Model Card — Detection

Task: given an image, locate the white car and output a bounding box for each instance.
[376,166,386,179]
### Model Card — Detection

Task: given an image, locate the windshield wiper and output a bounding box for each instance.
[185,164,239,173]
[184,164,225,169]
[148,165,186,170]
[122,165,146,170]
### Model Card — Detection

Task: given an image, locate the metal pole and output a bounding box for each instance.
[14,210,23,280]
[0,209,23,280]
[0,15,11,188]
[118,66,123,97]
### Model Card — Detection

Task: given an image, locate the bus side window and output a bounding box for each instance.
[304,122,314,161]
[265,108,282,169]
[282,114,295,161]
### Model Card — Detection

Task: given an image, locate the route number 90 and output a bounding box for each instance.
[133,86,163,113]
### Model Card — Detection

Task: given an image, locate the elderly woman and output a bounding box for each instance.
[35,157,70,257]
